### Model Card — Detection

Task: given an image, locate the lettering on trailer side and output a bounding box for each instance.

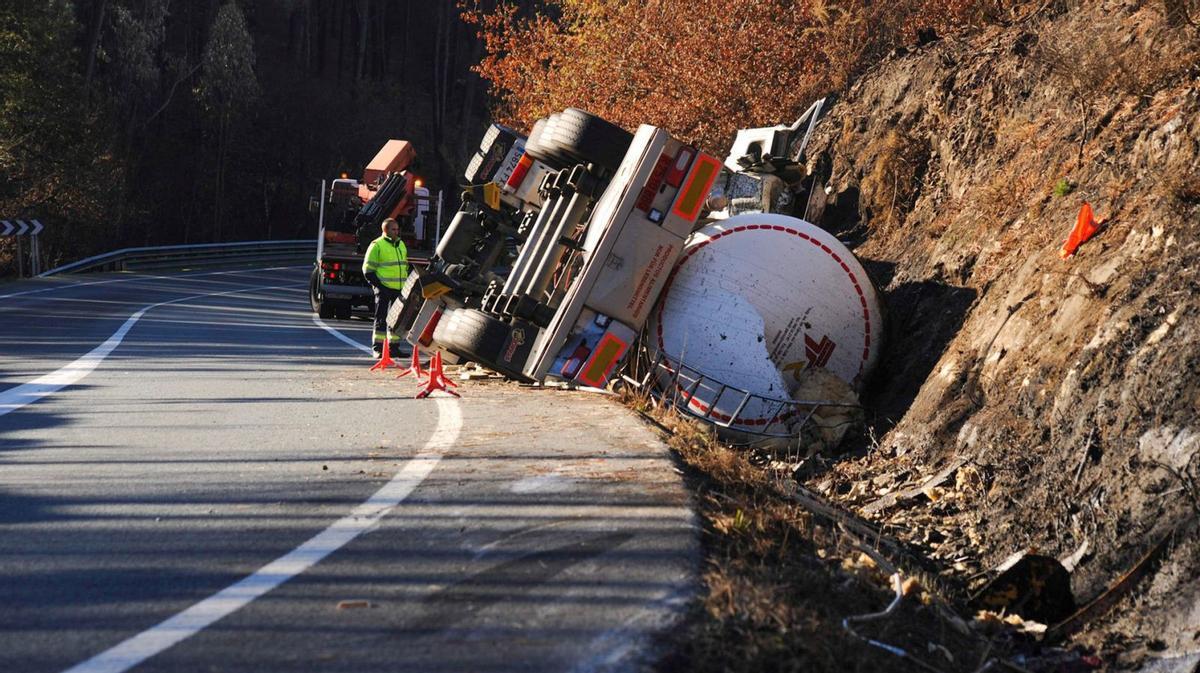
[634,153,672,212]
[624,243,675,320]
[769,313,809,362]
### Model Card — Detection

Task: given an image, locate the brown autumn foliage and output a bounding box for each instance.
[460,0,1023,151]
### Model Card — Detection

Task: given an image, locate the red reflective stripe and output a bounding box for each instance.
[576,332,629,387]
[418,309,442,346]
[506,153,533,189]
[670,153,721,222]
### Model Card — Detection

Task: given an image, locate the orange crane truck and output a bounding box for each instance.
[309,140,435,319]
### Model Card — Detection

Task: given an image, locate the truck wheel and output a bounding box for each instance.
[547,108,633,173]
[334,300,352,320]
[464,151,486,184]
[433,308,527,379]
[479,123,517,153]
[309,267,321,311]
[523,117,569,169]
[311,267,336,319]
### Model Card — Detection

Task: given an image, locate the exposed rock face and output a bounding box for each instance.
[804,0,1199,664]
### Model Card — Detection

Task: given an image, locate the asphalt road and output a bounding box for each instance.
[0,266,698,673]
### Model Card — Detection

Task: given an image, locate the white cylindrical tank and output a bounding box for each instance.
[646,213,884,437]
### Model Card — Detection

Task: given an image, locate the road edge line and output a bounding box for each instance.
[0,280,298,417]
[62,398,461,673]
[312,315,373,353]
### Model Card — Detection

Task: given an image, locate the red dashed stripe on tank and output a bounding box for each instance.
[654,223,873,426]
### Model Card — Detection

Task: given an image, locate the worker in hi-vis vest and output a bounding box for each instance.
[362,217,409,356]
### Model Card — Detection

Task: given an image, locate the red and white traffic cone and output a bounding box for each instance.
[415,351,460,398]
[396,345,427,380]
[369,337,402,372]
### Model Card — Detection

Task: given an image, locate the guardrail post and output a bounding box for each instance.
[31,232,40,276]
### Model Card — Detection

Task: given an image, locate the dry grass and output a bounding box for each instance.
[1161,162,1200,212]
[857,129,930,231]
[1162,0,1200,28]
[619,391,1000,672]
[1035,10,1192,101]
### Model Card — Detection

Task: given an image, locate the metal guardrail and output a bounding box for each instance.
[623,346,861,445]
[39,240,317,277]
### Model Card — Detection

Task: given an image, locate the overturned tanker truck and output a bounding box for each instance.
[390,103,884,448]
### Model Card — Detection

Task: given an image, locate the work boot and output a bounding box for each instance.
[372,344,383,358]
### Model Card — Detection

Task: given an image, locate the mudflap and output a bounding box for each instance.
[497,319,537,376]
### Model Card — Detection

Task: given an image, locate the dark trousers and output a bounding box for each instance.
[372,285,402,348]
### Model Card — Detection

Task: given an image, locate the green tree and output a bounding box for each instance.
[196,0,261,241]
[110,1,168,127]
[0,0,118,274]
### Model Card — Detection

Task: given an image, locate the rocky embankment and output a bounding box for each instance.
[804,0,1199,667]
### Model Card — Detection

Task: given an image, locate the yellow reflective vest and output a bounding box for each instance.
[362,235,408,290]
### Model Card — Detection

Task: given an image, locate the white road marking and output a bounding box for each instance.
[313,315,373,353]
[0,281,298,417]
[58,312,460,673]
[567,587,694,673]
[61,400,460,673]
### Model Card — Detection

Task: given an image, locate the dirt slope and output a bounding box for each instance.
[801,0,1199,667]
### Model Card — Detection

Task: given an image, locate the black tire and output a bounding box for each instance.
[523,117,569,169]
[433,308,507,361]
[547,108,632,173]
[433,308,527,379]
[479,123,520,153]
[311,267,337,319]
[463,151,486,184]
[480,124,504,152]
[309,267,321,311]
[334,300,352,320]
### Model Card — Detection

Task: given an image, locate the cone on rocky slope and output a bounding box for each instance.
[1060,202,1105,259]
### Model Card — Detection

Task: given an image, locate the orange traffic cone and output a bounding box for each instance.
[396,345,427,380]
[369,337,402,372]
[415,351,460,398]
[1060,202,1105,259]
[431,351,458,390]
